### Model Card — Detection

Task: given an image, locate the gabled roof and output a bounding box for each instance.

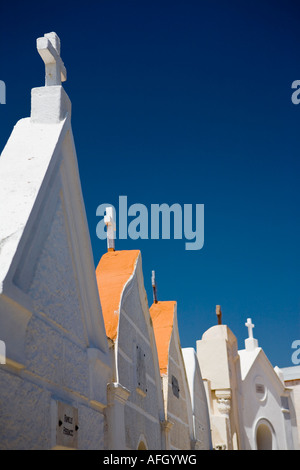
[281,365,300,381]
[95,250,140,341]
[149,300,176,375]
[238,347,262,380]
[238,347,287,391]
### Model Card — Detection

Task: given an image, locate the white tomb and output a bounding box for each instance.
[96,249,165,450]
[150,300,195,450]
[238,318,299,450]
[196,318,245,450]
[281,366,300,447]
[182,347,212,449]
[0,32,112,449]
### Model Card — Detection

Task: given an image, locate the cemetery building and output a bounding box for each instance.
[238,319,299,450]
[149,299,195,450]
[197,312,299,450]
[281,365,300,448]
[95,249,166,450]
[196,312,245,450]
[182,347,213,450]
[0,32,112,450]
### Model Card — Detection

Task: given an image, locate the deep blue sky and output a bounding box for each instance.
[0,1,299,367]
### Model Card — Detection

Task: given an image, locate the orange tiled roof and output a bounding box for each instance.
[150,301,176,375]
[95,250,140,341]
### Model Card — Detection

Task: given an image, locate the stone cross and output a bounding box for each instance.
[152,270,158,304]
[104,207,116,251]
[245,318,255,338]
[37,32,67,86]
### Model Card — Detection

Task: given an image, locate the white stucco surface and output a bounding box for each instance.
[182,347,212,449]
[166,322,193,450]
[197,325,244,450]
[0,117,65,288]
[282,366,300,447]
[0,77,112,449]
[239,347,299,450]
[114,254,165,450]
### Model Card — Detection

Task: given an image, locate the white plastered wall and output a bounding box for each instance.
[0,86,112,449]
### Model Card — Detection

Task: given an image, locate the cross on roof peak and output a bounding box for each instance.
[245,317,255,339]
[37,32,67,86]
[152,270,158,304]
[104,207,116,252]
[216,305,222,325]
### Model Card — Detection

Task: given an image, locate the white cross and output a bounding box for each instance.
[104,207,116,251]
[245,318,255,339]
[37,32,67,86]
[151,270,156,288]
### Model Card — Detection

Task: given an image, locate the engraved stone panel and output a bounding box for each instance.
[56,401,79,449]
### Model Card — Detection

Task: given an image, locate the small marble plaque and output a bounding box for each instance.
[56,401,78,449]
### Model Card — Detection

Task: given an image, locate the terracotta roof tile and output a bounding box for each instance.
[96,250,140,341]
[150,301,176,375]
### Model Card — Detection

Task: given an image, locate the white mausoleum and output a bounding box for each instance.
[238,319,299,450]
[281,366,300,447]
[95,249,166,450]
[0,32,112,449]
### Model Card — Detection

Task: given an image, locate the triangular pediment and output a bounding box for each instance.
[0,111,110,366]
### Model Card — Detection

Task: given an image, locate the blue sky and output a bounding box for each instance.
[0,0,299,367]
